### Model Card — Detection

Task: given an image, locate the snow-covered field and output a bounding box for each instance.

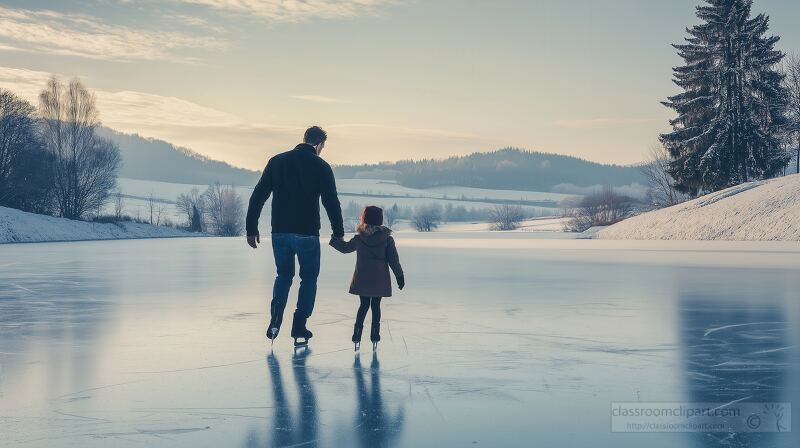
[427,216,570,233]
[600,174,800,241]
[115,178,570,227]
[0,206,198,244]
[1,235,798,447]
[338,179,573,202]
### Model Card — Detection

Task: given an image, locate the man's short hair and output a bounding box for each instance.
[303,126,327,146]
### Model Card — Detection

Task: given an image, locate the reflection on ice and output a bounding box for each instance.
[0,266,113,410]
[244,350,319,448]
[246,349,405,448]
[352,352,404,448]
[681,295,790,447]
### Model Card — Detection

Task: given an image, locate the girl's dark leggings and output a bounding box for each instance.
[356,296,381,326]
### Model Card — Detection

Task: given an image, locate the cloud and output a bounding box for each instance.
[291,95,342,103]
[552,117,660,129]
[0,67,54,100]
[98,91,243,129]
[0,6,225,62]
[163,13,227,34]
[0,66,241,130]
[0,65,489,169]
[327,123,481,141]
[169,0,398,22]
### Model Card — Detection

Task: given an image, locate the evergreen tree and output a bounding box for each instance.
[191,204,203,232]
[661,0,790,196]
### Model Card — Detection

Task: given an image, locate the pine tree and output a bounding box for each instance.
[191,204,203,232]
[661,0,790,196]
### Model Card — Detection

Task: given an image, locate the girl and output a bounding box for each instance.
[330,206,405,350]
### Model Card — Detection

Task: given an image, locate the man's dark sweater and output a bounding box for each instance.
[246,143,345,238]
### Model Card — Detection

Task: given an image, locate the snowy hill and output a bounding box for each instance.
[334,147,645,192]
[598,174,800,241]
[99,128,261,186]
[0,206,199,244]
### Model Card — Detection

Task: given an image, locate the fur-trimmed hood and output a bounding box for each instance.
[357,224,392,237]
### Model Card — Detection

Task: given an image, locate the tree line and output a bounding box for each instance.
[340,200,529,232]
[175,184,245,236]
[334,148,644,192]
[0,78,120,219]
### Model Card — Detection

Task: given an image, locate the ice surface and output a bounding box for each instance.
[1,234,799,447]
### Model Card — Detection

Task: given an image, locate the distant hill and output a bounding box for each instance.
[333,148,645,192]
[101,130,643,193]
[99,128,261,186]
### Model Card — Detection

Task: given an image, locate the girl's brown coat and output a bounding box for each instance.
[330,226,403,297]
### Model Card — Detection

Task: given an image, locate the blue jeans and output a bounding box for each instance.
[271,233,321,321]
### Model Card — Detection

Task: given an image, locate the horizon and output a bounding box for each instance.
[113,128,646,172]
[1,0,799,170]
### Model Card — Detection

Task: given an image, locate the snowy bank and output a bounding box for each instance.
[598,174,800,241]
[391,216,569,233]
[0,206,200,244]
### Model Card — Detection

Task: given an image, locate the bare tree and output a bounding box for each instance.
[489,204,525,231]
[384,203,399,227]
[0,89,35,204]
[0,89,54,213]
[147,193,156,225]
[412,203,442,232]
[203,183,244,236]
[113,190,124,219]
[343,200,361,232]
[564,186,637,233]
[38,77,120,219]
[176,187,205,229]
[155,203,165,226]
[783,53,800,174]
[144,193,167,226]
[640,143,689,209]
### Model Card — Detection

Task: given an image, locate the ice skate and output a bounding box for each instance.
[291,312,313,347]
[370,322,380,350]
[266,302,286,346]
[352,324,364,351]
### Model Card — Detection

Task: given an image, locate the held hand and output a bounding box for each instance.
[247,234,260,249]
[397,276,405,290]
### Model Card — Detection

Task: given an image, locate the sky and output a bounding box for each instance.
[1,0,799,170]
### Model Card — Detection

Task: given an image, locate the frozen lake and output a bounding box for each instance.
[1,234,799,447]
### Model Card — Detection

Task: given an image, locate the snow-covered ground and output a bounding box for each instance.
[0,206,197,244]
[599,174,800,241]
[337,179,573,203]
[418,216,570,233]
[1,236,798,447]
[115,178,570,228]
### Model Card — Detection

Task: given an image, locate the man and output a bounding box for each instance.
[246,126,345,346]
